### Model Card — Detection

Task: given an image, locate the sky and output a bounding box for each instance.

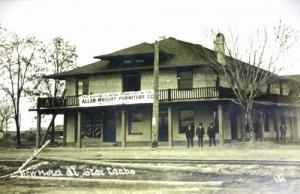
[0,0,300,130]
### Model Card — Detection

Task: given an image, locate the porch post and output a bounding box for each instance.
[218,104,224,147]
[121,109,126,147]
[51,114,55,143]
[36,112,41,148]
[168,106,173,147]
[77,111,82,148]
[290,111,294,141]
[293,110,299,140]
[240,111,245,141]
[274,108,280,143]
[63,113,67,146]
[260,112,265,141]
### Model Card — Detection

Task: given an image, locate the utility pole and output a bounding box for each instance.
[151,40,159,147]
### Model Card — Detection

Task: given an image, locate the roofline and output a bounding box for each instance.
[43,63,212,80]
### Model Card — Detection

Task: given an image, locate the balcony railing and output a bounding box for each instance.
[159,87,219,101]
[37,87,219,108]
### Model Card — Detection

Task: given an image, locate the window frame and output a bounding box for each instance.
[178,109,194,134]
[76,78,89,96]
[122,73,141,92]
[177,68,193,90]
[128,110,144,135]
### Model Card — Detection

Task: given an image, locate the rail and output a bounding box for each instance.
[37,87,219,108]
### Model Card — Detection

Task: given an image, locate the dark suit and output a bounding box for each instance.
[186,127,195,148]
[280,125,287,142]
[196,126,205,147]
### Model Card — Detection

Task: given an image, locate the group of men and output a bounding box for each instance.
[185,122,217,148]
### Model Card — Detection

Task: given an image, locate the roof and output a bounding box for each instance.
[94,42,154,59]
[45,37,216,79]
[282,74,300,83]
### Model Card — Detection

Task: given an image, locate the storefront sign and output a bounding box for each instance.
[78,90,153,107]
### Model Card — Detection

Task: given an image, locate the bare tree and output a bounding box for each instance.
[0,25,44,146]
[204,22,298,142]
[31,37,77,143]
[0,100,13,134]
[34,37,77,98]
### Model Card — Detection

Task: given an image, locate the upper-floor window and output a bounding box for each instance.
[177,69,193,89]
[122,73,141,92]
[77,79,89,96]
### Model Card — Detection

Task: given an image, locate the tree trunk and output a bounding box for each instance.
[15,115,21,146]
[246,112,255,143]
[15,97,21,146]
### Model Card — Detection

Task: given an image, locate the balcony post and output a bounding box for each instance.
[292,110,299,140]
[279,81,283,95]
[77,111,82,148]
[63,112,67,146]
[121,109,126,147]
[274,108,280,142]
[260,112,265,141]
[168,106,173,147]
[36,112,41,148]
[218,104,224,147]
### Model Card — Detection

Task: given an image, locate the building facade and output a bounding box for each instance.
[34,37,300,148]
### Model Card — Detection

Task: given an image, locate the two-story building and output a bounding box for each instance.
[34,36,300,148]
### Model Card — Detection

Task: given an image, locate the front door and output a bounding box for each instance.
[159,112,168,141]
[103,112,116,142]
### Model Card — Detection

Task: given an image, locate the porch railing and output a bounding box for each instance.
[37,87,219,108]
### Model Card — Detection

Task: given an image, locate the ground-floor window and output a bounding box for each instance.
[178,109,194,133]
[81,112,101,138]
[128,110,143,135]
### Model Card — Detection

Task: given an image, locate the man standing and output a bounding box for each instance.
[280,123,287,142]
[207,123,216,146]
[196,122,205,147]
[186,124,194,148]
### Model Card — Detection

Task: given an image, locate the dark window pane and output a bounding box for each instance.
[129,111,143,134]
[178,70,193,89]
[179,109,194,133]
[77,79,89,95]
[123,74,141,92]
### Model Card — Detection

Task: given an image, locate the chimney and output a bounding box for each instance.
[214,33,225,65]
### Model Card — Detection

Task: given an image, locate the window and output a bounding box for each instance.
[128,111,143,135]
[177,69,193,89]
[81,112,101,138]
[122,73,141,92]
[77,79,89,96]
[178,109,194,133]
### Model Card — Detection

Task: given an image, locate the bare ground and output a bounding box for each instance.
[1,142,300,193]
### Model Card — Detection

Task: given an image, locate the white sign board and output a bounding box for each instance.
[79,90,154,107]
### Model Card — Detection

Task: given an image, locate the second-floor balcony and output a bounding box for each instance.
[37,87,219,109]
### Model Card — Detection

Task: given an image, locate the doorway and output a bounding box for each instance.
[103,112,116,142]
[159,112,168,141]
[231,112,238,140]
